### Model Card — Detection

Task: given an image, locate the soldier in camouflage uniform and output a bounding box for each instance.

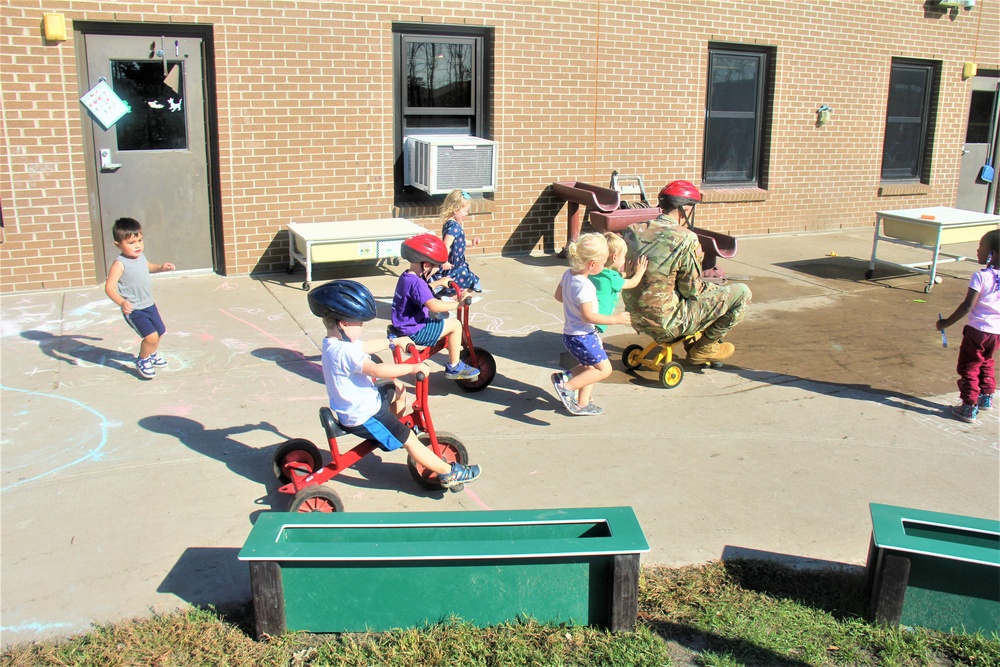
[621,180,751,364]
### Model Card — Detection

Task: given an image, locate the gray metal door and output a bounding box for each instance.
[82,33,214,273]
[956,74,998,214]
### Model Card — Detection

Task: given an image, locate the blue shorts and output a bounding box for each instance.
[563,332,608,367]
[411,318,445,346]
[341,383,410,452]
[124,304,166,339]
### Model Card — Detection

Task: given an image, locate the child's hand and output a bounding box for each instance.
[633,255,648,276]
[393,335,414,350]
[935,319,947,331]
[162,262,175,272]
[442,262,453,271]
[615,311,632,325]
[471,237,482,246]
[120,299,134,315]
[413,362,431,376]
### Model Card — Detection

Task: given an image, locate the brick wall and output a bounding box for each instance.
[1,0,997,292]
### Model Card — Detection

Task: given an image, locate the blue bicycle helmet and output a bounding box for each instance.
[308,280,377,322]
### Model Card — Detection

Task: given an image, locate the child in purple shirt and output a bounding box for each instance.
[391,234,480,380]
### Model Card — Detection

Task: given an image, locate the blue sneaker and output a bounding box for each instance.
[445,360,480,380]
[977,394,994,411]
[149,351,168,367]
[136,357,156,379]
[952,402,978,423]
[438,462,481,490]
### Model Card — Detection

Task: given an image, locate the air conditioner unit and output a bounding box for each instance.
[404,135,498,195]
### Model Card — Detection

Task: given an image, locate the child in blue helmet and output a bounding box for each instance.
[309,279,481,488]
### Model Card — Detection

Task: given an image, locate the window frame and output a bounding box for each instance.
[702,43,774,188]
[880,59,938,183]
[392,23,491,197]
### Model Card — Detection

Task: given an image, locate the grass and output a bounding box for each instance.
[2,559,998,667]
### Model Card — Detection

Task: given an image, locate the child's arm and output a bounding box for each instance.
[580,300,630,326]
[362,357,430,380]
[423,290,469,314]
[621,255,648,290]
[441,234,455,270]
[104,260,133,314]
[937,288,980,330]
[554,282,564,303]
[148,260,175,273]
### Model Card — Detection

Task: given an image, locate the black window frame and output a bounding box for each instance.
[702,43,774,188]
[392,23,491,198]
[880,59,939,182]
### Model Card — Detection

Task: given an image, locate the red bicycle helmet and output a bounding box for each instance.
[401,233,448,265]
[658,180,702,209]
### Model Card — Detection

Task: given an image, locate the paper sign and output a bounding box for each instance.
[80,79,131,129]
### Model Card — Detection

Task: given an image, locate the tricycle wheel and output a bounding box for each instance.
[457,348,496,392]
[290,485,344,513]
[659,361,684,389]
[622,344,645,371]
[408,432,469,491]
[273,438,323,483]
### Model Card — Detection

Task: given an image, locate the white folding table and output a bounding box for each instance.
[287,218,429,289]
[865,206,1000,293]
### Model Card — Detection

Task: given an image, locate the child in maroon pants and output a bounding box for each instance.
[937,229,1000,423]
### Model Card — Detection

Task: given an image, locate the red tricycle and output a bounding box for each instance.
[388,286,497,392]
[272,367,471,513]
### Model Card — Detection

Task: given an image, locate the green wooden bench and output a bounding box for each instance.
[238,506,649,637]
[863,502,1000,634]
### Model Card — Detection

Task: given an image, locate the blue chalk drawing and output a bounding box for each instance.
[0,385,109,492]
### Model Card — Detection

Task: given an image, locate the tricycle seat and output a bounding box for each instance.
[319,407,349,439]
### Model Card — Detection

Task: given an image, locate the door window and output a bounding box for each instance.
[111,60,187,151]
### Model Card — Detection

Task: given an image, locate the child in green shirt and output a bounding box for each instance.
[589,232,647,333]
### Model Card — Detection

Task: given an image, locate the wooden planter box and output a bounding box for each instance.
[863,503,1000,634]
[238,507,649,637]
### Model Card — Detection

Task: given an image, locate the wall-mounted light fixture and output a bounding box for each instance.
[43,13,67,42]
[963,62,978,78]
[817,105,832,126]
[937,0,974,7]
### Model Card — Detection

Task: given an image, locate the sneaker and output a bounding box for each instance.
[444,360,480,380]
[951,402,978,423]
[580,402,604,416]
[136,357,156,379]
[438,462,481,489]
[978,394,994,411]
[149,351,168,367]
[551,372,577,411]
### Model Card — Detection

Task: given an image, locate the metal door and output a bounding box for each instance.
[956,74,998,214]
[82,33,214,273]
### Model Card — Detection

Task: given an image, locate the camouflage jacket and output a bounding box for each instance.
[621,215,728,340]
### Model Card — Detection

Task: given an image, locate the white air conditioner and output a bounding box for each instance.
[404,135,498,195]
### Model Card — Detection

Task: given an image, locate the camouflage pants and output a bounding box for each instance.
[630,282,751,344]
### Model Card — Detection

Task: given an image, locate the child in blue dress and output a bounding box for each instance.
[434,189,482,292]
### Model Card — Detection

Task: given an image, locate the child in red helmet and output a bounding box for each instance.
[392,234,481,380]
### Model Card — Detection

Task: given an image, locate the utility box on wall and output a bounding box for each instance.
[238,507,649,637]
[404,135,498,195]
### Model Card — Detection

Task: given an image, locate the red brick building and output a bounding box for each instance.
[1,1,997,292]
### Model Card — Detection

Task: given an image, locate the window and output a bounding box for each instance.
[881,60,938,181]
[703,44,773,187]
[393,24,491,196]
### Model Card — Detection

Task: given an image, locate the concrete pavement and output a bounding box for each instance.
[2,227,997,645]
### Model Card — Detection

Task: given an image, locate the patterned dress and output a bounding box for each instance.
[432,219,480,290]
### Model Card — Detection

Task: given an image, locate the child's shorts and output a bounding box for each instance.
[124,304,166,339]
[411,318,445,346]
[342,383,410,452]
[563,332,608,367]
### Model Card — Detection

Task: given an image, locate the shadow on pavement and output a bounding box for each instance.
[21,329,135,375]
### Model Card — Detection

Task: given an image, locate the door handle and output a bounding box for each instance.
[961,149,970,155]
[100,148,122,172]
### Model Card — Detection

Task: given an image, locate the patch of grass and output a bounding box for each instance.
[3,560,998,667]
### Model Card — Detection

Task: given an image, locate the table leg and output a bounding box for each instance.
[925,235,943,293]
[865,215,882,279]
